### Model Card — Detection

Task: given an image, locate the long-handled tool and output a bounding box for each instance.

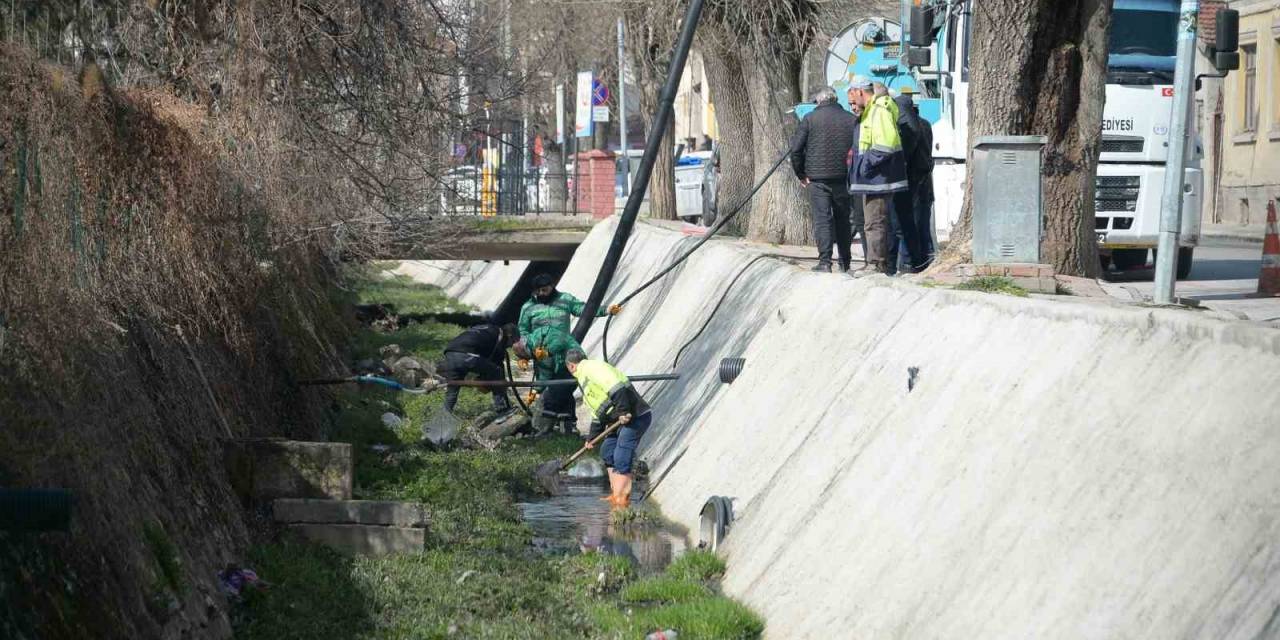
[534,418,624,494]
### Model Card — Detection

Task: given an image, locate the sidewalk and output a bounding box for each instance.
[1201,222,1265,245]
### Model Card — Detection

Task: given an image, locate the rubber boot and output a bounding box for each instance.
[613,473,633,509]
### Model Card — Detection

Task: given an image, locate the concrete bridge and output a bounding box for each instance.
[384,215,599,261]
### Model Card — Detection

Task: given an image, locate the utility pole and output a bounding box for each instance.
[617,16,631,196]
[572,0,706,342]
[1152,1,1199,304]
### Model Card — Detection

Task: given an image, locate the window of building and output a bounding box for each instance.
[1274,35,1280,127]
[1243,45,1257,132]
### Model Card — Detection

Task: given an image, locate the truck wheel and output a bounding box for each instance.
[1110,249,1148,271]
[1177,247,1194,280]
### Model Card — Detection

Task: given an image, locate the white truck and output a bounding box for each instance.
[897,0,1201,276]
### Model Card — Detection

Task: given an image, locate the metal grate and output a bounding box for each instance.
[1101,136,1144,153]
[1096,175,1140,212]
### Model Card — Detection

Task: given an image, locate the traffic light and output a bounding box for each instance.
[1211,8,1240,73]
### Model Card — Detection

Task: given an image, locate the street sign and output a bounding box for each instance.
[555,83,565,144]
[592,106,610,122]
[575,72,593,138]
[591,79,610,106]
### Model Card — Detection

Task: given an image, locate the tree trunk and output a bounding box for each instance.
[742,35,811,244]
[941,0,1110,277]
[629,18,679,221]
[648,116,678,219]
[701,30,755,235]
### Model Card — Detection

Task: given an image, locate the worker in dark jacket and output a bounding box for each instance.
[908,97,936,269]
[889,92,926,274]
[566,349,652,508]
[790,86,858,273]
[440,322,517,415]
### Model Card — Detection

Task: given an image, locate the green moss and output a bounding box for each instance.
[664,551,726,582]
[609,507,659,527]
[954,275,1030,297]
[348,266,472,317]
[142,522,185,596]
[620,576,711,604]
[625,597,765,640]
[235,268,764,640]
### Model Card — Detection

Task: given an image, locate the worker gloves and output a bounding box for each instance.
[608,304,623,316]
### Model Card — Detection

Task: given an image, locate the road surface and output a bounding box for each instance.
[1099,241,1280,324]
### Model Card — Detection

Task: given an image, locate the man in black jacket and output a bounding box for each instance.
[790,87,858,273]
[440,322,517,414]
[891,92,935,273]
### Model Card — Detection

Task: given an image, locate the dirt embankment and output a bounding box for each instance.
[0,46,349,638]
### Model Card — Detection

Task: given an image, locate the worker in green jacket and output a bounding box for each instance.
[566,348,652,509]
[513,325,584,435]
[517,273,621,431]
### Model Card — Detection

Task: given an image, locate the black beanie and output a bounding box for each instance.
[531,273,555,288]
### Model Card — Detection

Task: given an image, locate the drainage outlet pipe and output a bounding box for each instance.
[699,495,733,552]
[718,358,745,384]
[0,488,73,532]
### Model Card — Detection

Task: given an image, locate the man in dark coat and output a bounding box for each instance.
[790,86,858,273]
[439,322,517,414]
[891,92,936,273]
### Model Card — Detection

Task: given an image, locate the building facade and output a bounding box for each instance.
[1200,1,1280,226]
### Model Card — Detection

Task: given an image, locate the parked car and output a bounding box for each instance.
[438,166,480,215]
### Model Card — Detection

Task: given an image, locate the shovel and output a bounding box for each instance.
[534,419,623,494]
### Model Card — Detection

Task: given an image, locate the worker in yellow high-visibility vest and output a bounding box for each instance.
[566,349,652,508]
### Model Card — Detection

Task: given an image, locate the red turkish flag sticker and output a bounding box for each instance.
[1162,87,1175,97]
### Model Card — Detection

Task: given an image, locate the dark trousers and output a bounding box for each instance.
[600,412,652,475]
[540,367,576,420]
[889,189,923,275]
[913,188,935,270]
[808,179,853,267]
[441,351,509,414]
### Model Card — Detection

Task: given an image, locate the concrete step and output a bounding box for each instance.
[273,499,428,528]
[288,523,424,556]
[224,438,353,504]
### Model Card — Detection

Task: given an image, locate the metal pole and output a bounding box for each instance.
[618,16,631,196]
[572,0,705,342]
[1152,1,1199,304]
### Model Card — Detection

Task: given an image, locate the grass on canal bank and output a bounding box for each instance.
[232,263,763,639]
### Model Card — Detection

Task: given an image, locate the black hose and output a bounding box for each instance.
[571,0,707,342]
[670,254,773,369]
[504,352,531,416]
[600,149,793,364]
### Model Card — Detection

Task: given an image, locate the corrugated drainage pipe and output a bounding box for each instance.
[719,358,745,384]
[699,496,734,551]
